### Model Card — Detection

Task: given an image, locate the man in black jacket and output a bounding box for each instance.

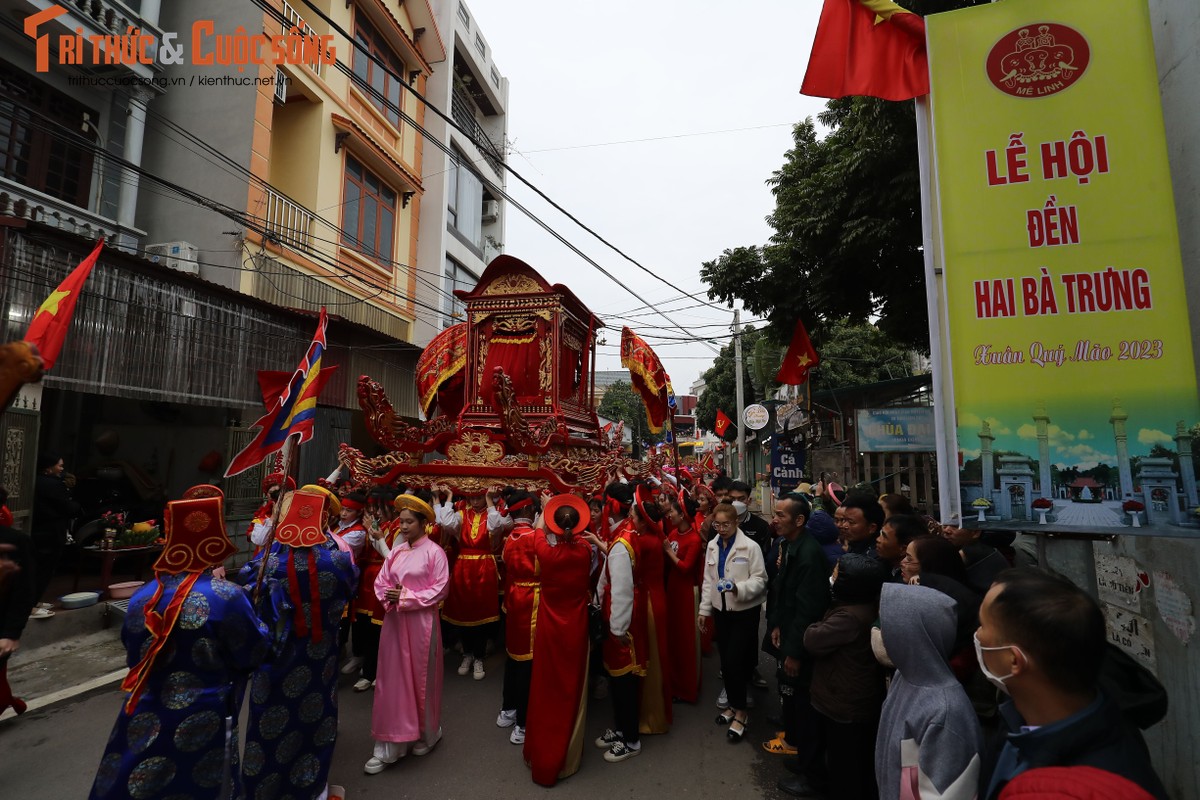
[976,567,1168,799]
[30,452,81,616]
[766,494,832,798]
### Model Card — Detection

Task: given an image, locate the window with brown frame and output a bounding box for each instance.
[351,12,405,128]
[342,154,396,267]
[0,60,95,209]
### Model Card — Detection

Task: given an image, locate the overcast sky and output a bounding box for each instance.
[469,0,827,393]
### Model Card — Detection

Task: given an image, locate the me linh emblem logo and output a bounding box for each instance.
[986,23,1090,98]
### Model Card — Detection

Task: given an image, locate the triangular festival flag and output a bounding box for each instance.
[775,318,821,385]
[225,308,336,477]
[23,239,103,371]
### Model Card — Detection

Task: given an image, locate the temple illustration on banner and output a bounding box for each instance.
[962,399,1200,529]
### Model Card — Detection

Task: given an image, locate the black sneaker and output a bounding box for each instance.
[594,728,622,749]
[604,741,641,763]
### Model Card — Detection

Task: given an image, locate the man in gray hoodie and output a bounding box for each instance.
[875,583,982,800]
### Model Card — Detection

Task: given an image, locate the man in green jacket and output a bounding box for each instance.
[766,493,832,797]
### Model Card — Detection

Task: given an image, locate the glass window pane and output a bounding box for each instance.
[343,179,360,243]
[378,206,394,263]
[362,195,378,254]
[347,156,362,179]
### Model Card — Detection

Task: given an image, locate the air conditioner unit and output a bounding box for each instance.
[481,199,499,223]
[146,241,199,275]
[274,68,287,104]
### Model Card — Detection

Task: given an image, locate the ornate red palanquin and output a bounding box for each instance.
[340,256,664,493]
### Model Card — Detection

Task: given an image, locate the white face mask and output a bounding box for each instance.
[731,501,749,522]
[973,631,1022,695]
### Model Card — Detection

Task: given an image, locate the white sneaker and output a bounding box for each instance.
[353,678,374,692]
[509,725,525,744]
[411,727,442,756]
[603,740,641,762]
[35,602,53,611]
[716,687,728,707]
[364,756,390,774]
[29,607,54,619]
[341,656,364,675]
[473,659,485,680]
[496,708,517,728]
[457,654,473,676]
[594,728,622,749]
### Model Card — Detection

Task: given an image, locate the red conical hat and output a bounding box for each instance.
[274,489,330,548]
[154,496,237,573]
[544,494,591,535]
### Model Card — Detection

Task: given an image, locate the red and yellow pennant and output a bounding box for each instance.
[620,326,672,433]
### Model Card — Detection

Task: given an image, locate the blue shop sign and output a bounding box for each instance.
[855,407,936,453]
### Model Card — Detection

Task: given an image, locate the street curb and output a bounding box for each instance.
[0,668,124,722]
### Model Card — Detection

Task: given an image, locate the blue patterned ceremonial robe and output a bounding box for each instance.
[239,538,358,800]
[90,573,271,800]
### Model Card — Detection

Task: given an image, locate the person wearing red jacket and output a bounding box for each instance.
[495,491,540,743]
[662,492,703,704]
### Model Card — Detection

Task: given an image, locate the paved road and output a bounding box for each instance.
[0,642,794,799]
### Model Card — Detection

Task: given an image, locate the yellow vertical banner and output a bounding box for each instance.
[927,0,1198,527]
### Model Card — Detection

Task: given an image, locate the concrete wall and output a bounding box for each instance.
[1031,530,1198,799]
[136,0,261,289]
[1151,0,1200,383]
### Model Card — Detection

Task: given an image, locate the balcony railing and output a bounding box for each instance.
[451,86,504,176]
[263,188,315,251]
[0,177,140,250]
[281,0,324,78]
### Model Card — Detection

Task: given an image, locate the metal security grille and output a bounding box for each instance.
[0,407,38,528]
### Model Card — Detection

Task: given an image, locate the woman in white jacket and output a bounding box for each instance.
[697,502,768,743]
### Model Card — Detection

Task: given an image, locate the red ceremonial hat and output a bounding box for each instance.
[154,495,237,573]
[182,484,225,501]
[274,489,331,548]
[633,483,663,537]
[262,473,297,494]
[544,494,591,535]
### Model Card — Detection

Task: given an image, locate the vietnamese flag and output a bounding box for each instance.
[714,409,734,439]
[24,239,103,371]
[801,0,929,102]
[776,318,821,385]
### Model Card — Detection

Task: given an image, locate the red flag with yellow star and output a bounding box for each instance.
[23,239,103,371]
[775,318,820,385]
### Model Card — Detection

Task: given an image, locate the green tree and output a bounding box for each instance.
[808,318,915,391]
[597,380,652,457]
[695,326,764,436]
[699,0,989,353]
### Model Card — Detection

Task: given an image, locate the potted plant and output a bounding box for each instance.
[1031,497,1054,525]
[971,497,992,523]
[1122,499,1145,527]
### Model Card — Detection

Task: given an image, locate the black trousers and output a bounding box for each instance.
[457,623,490,661]
[31,531,65,605]
[779,676,820,772]
[501,656,533,725]
[812,707,881,800]
[609,672,640,745]
[352,615,382,681]
[713,605,760,711]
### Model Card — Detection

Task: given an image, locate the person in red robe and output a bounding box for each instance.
[663,492,703,703]
[633,484,672,735]
[439,487,510,680]
[524,494,594,785]
[496,491,539,742]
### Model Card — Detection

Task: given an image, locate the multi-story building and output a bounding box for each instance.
[413,0,508,346]
[139,0,449,478]
[0,1,451,527]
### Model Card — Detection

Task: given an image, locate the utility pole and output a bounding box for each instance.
[733,309,746,482]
